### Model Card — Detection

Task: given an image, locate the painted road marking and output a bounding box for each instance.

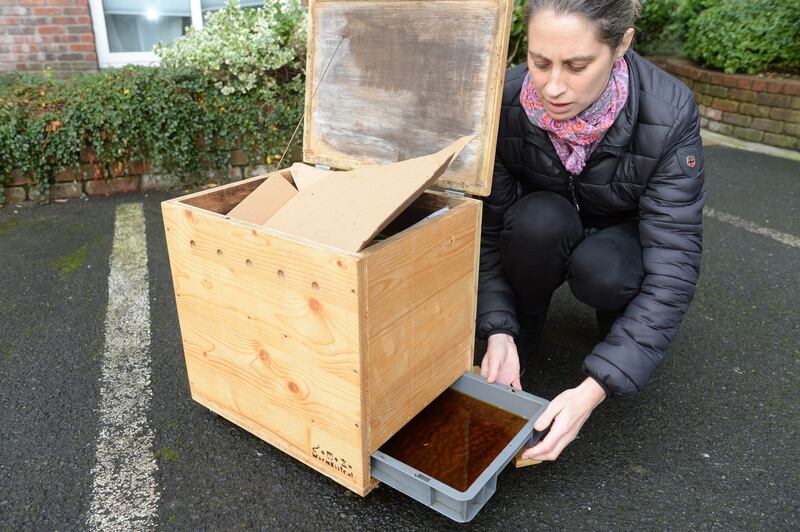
[705,207,800,249]
[87,203,159,530]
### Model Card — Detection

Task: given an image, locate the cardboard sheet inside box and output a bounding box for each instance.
[161,0,513,498]
[225,135,474,252]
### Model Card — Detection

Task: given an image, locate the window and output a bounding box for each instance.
[88,0,264,68]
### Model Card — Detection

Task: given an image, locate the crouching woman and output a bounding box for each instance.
[478,0,706,461]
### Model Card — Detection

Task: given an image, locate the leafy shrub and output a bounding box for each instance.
[1,0,307,200]
[0,65,303,196]
[677,0,720,21]
[156,0,306,98]
[506,0,799,75]
[635,0,683,56]
[684,0,800,74]
[507,0,529,67]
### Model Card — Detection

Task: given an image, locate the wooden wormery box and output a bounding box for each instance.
[162,0,512,496]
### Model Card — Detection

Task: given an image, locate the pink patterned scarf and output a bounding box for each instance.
[520,57,629,175]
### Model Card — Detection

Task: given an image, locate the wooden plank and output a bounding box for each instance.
[367,277,475,451]
[303,0,512,196]
[191,390,376,494]
[471,0,512,197]
[514,452,542,468]
[162,201,370,493]
[468,197,483,370]
[356,256,373,492]
[363,199,481,451]
[165,205,361,306]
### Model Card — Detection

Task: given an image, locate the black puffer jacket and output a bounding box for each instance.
[477,51,706,399]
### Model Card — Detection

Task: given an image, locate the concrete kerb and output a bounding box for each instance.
[701,129,800,163]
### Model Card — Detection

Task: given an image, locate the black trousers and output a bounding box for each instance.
[501,191,644,350]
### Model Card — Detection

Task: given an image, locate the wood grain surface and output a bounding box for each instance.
[162,199,370,493]
[363,197,481,451]
[304,0,512,196]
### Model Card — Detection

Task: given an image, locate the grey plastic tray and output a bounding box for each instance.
[371,372,549,522]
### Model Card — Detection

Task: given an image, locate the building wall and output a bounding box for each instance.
[0,0,98,75]
[650,58,800,152]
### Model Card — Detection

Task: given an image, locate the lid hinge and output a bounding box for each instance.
[314,164,331,171]
[444,189,466,197]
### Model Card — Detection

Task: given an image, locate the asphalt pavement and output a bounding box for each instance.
[1,145,798,530]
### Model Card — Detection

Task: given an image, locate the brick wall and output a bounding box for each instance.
[0,0,97,75]
[653,58,800,152]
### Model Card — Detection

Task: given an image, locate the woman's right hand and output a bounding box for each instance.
[480,333,522,390]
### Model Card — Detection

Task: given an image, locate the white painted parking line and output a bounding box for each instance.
[87,203,159,530]
[705,207,800,249]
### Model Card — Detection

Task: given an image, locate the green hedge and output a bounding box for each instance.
[0,67,302,196]
[507,0,529,67]
[507,0,800,75]
[684,0,800,74]
[636,0,684,56]
[0,0,305,203]
[637,0,800,73]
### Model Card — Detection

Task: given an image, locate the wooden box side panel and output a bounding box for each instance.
[161,202,370,493]
[363,199,481,452]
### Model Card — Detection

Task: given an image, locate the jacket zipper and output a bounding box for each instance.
[568,174,581,212]
[525,122,623,215]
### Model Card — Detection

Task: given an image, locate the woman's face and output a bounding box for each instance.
[527,9,632,120]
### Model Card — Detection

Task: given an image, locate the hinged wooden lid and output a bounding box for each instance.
[303,0,513,197]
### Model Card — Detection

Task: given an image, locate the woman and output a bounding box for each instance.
[478,0,705,462]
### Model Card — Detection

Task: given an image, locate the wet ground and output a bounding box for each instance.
[1,145,798,530]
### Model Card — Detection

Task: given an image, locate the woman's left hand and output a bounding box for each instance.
[521,377,607,462]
